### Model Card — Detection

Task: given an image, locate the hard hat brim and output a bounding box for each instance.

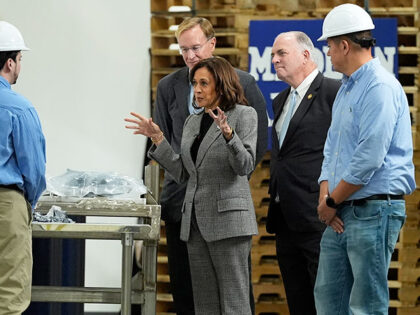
[0,45,30,51]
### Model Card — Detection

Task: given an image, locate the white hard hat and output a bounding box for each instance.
[318,4,375,41]
[0,21,29,51]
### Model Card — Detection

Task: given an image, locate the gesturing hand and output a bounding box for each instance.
[124,112,164,144]
[208,107,233,140]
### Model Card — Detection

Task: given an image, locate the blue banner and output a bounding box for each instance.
[248,18,398,149]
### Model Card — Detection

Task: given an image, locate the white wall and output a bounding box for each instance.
[0,0,151,312]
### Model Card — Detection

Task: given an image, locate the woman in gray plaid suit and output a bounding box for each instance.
[125,56,258,314]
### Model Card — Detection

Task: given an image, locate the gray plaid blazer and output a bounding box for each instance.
[149,104,258,242]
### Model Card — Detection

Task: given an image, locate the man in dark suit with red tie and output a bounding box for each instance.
[266,31,340,315]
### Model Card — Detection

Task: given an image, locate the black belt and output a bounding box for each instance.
[0,184,23,194]
[341,194,404,207]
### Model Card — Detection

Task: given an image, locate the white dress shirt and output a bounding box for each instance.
[275,69,319,142]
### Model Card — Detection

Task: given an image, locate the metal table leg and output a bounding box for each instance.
[121,232,133,315]
[142,240,157,315]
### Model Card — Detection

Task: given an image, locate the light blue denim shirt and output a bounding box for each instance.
[319,58,415,199]
[0,76,46,207]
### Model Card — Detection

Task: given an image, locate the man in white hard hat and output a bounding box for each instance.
[0,21,46,314]
[315,4,415,314]
[267,31,340,315]
[153,17,267,314]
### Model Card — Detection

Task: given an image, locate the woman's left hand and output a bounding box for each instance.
[208,107,233,140]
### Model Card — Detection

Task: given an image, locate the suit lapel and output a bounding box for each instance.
[281,73,323,149]
[174,67,191,118]
[272,88,290,152]
[182,114,202,173]
[195,121,221,168]
[273,87,291,125]
[195,108,238,168]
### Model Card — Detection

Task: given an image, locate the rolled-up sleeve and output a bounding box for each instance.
[342,83,397,185]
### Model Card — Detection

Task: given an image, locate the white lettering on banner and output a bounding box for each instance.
[248,46,277,81]
[249,46,396,81]
[374,47,396,76]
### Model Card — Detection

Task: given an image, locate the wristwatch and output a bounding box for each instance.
[326,196,339,209]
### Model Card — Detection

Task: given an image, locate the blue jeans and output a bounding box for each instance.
[314,200,406,315]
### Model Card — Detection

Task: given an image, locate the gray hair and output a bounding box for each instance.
[281,31,315,62]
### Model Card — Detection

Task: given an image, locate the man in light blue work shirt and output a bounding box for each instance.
[0,21,46,314]
[314,4,415,315]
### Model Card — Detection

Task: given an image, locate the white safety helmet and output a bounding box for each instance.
[0,21,29,51]
[318,4,374,41]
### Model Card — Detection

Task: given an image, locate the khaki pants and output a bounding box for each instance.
[0,188,32,315]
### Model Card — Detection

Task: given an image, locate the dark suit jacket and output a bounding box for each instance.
[154,66,268,223]
[266,72,341,233]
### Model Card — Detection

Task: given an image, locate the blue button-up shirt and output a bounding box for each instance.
[319,58,415,199]
[0,76,46,207]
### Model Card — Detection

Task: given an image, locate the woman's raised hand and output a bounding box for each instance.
[208,107,233,140]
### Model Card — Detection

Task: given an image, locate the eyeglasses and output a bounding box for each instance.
[179,37,213,55]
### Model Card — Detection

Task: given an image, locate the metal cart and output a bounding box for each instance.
[31,165,161,315]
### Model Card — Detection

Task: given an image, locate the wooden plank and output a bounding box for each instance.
[152,68,182,75]
[157,293,173,302]
[399,226,420,245]
[251,244,277,264]
[398,26,420,35]
[399,47,420,54]
[157,256,168,264]
[152,9,241,17]
[151,47,243,56]
[398,267,420,282]
[254,283,287,301]
[152,28,241,37]
[405,189,420,206]
[314,7,418,16]
[399,67,420,74]
[396,286,420,304]
[391,306,420,315]
[252,264,281,283]
[249,168,270,187]
[403,86,418,94]
[253,234,275,246]
[255,301,289,313]
[394,245,420,264]
[367,7,418,15]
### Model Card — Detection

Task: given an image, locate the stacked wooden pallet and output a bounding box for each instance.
[150,0,420,314]
[388,219,420,314]
[249,153,290,314]
[389,189,420,314]
[155,224,177,314]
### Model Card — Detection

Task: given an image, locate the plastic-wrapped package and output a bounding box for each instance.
[46,169,147,201]
[33,205,74,223]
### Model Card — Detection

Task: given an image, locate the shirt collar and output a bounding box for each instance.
[294,69,319,98]
[0,76,11,89]
[342,58,378,85]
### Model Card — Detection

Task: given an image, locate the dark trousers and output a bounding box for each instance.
[165,220,195,315]
[275,223,324,315]
[165,220,255,315]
